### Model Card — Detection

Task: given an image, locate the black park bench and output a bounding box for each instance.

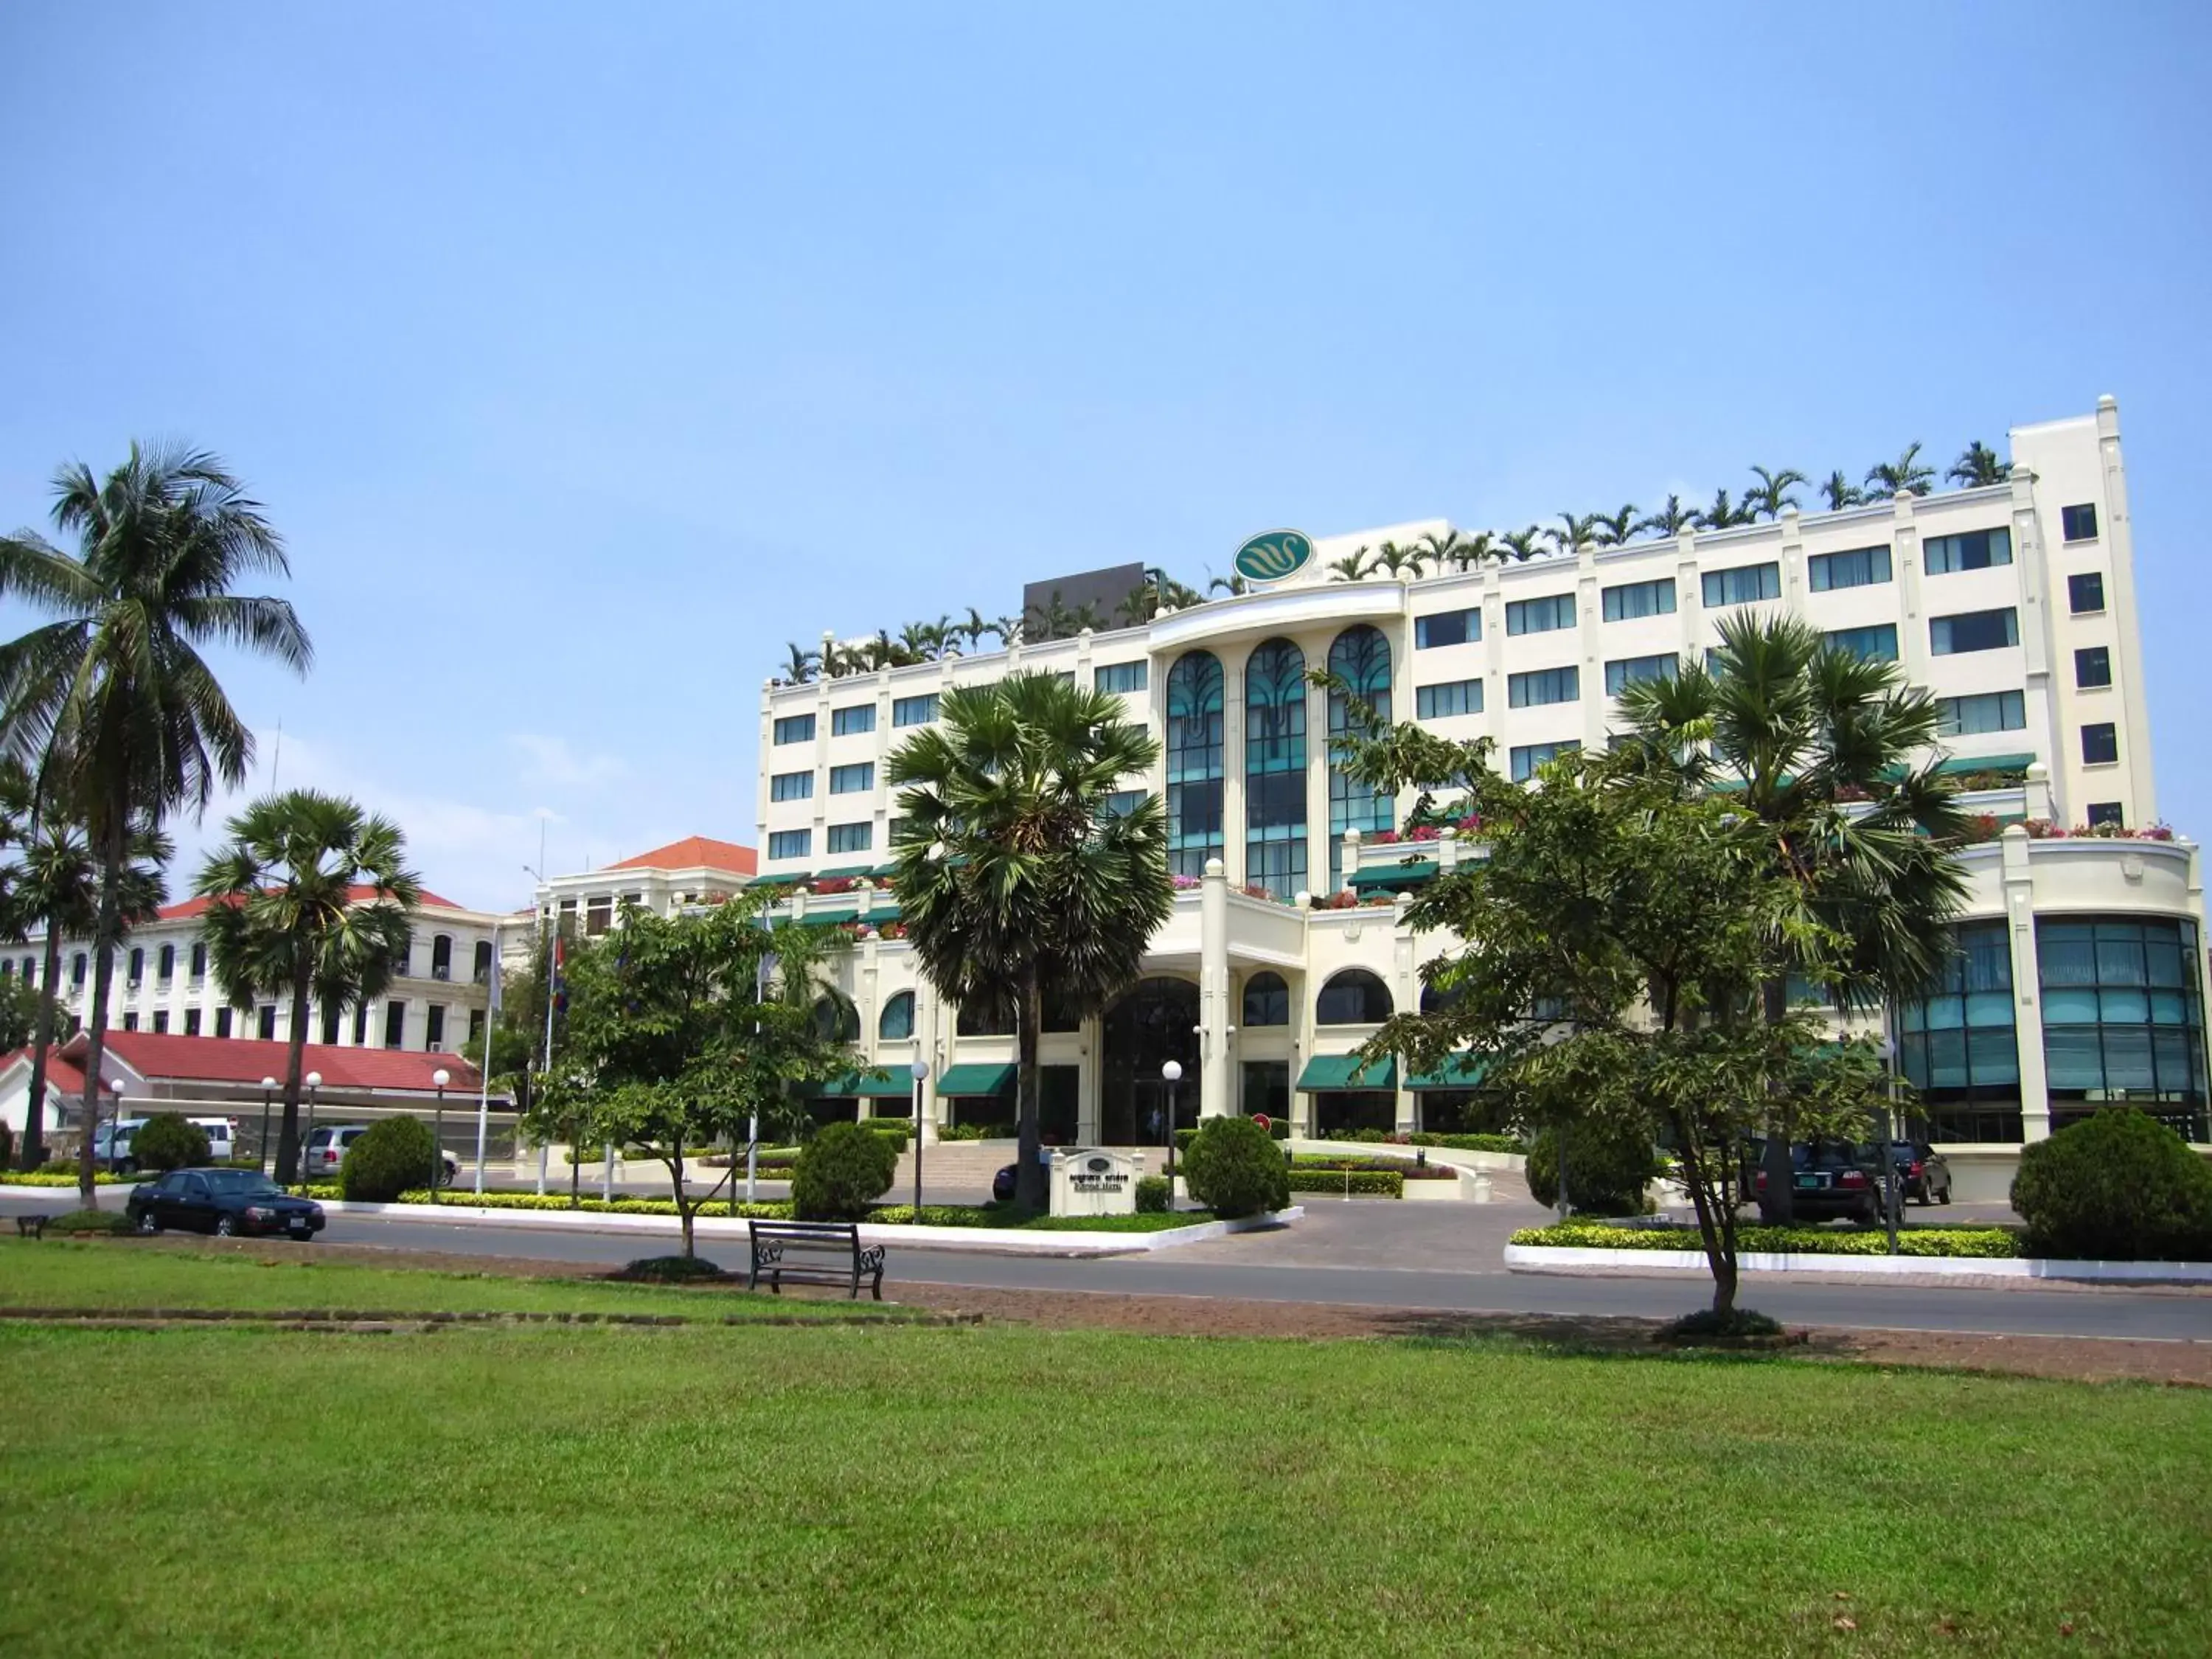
[16,1214,48,1239]
[746,1220,886,1301]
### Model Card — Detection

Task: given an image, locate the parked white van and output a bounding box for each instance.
[91,1115,237,1172]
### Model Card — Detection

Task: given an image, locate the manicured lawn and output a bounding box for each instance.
[0,1256,2205,1655]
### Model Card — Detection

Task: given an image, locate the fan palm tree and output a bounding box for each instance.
[1818,470,1864,512]
[1635,495,1698,539]
[195,790,420,1183]
[1499,526,1547,563]
[886,673,1172,1209]
[780,642,820,685]
[1744,466,1807,521]
[1863,442,1936,500]
[1326,549,1374,582]
[1693,489,1750,531]
[1613,612,1969,1220]
[0,443,310,1205]
[1947,442,2011,488]
[1590,504,1641,547]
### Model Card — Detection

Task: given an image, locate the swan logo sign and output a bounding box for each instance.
[1232,529,1314,584]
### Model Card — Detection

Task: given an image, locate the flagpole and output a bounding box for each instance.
[538,914,561,1197]
[473,920,499,1195]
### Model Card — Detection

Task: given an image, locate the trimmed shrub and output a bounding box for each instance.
[1408,1132,1523,1155]
[1135,1175,1170,1214]
[939,1122,1017,1142]
[1180,1117,1290,1219]
[619,1255,726,1281]
[44,1208,133,1235]
[1523,1121,1662,1216]
[131,1113,209,1173]
[1285,1169,1402,1197]
[1511,1221,2025,1259]
[2011,1110,2212,1262]
[790,1121,900,1221]
[339,1116,438,1202]
[861,1118,914,1142]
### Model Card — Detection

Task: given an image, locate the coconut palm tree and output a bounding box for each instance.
[1554,512,1602,554]
[959,607,995,653]
[887,673,1172,1209]
[1613,612,1969,1220]
[1694,489,1751,531]
[1368,541,1424,580]
[1499,526,1547,563]
[1206,572,1251,598]
[1590,504,1641,547]
[195,790,420,1183]
[1818,470,1864,512]
[0,443,310,1206]
[1326,549,1374,582]
[897,621,939,662]
[1863,442,1935,500]
[1947,442,2011,488]
[1744,466,1807,521]
[1635,495,1699,539]
[780,642,820,684]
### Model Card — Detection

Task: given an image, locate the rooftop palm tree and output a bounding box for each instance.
[1745,466,1807,521]
[0,443,310,1205]
[780,641,820,684]
[1635,495,1698,539]
[959,607,995,653]
[1326,549,1374,582]
[1554,512,1602,554]
[1206,572,1251,598]
[1947,441,2011,488]
[1693,488,1750,530]
[888,673,1172,1209]
[1818,470,1864,512]
[1499,526,1547,563]
[195,789,420,1183]
[1590,504,1641,547]
[1863,442,1935,500]
[1368,541,1423,580]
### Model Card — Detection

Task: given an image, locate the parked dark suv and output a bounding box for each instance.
[1754,1139,1882,1224]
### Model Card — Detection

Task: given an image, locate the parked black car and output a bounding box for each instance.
[1753,1140,1882,1224]
[128,1168,327,1240]
[1889,1139,1954,1205]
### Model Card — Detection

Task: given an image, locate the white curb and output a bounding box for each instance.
[1503,1242,2212,1282]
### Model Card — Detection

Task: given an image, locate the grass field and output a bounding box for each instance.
[1,1247,2207,1656]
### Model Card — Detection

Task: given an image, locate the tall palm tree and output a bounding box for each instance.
[780,641,820,684]
[887,673,1172,1209]
[195,789,419,1183]
[1744,466,1807,521]
[0,443,310,1206]
[1693,488,1750,530]
[1613,612,1969,1220]
[1863,442,1935,500]
[1499,526,1547,563]
[1590,504,1640,547]
[959,607,995,653]
[1554,512,1601,554]
[1635,495,1699,539]
[1947,441,2011,488]
[1818,470,1864,512]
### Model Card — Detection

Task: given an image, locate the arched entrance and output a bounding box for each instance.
[1099,977,1200,1147]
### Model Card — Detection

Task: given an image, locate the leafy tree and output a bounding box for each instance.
[888,672,1172,1209]
[1744,466,1807,521]
[0,443,310,1206]
[1947,441,2011,488]
[195,790,418,1183]
[131,1111,209,1172]
[1414,527,1490,571]
[1818,470,1863,512]
[1863,442,1935,499]
[546,898,852,1256]
[1635,495,1698,539]
[1205,572,1251,598]
[0,974,36,1054]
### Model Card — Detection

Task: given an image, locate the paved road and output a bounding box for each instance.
[11,1188,2207,1342]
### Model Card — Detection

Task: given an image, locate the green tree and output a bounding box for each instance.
[1863,442,1936,499]
[1693,489,1750,530]
[1635,495,1698,539]
[1744,465,1807,521]
[1613,612,1969,1218]
[1818,470,1863,512]
[194,790,417,1183]
[1589,505,1641,547]
[1947,441,2011,488]
[888,672,1172,1209]
[546,898,852,1256]
[0,443,310,1205]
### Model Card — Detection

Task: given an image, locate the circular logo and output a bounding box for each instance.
[1233,529,1314,584]
[1086,1156,1113,1173]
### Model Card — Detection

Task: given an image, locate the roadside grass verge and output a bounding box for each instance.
[0,1316,2205,1656]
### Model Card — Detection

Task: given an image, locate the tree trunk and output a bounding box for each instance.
[1758,975,1795,1224]
[75,815,127,1209]
[272,961,313,1183]
[672,1139,692,1258]
[1013,968,1046,1211]
[1669,1113,1740,1318]
[18,925,63,1171]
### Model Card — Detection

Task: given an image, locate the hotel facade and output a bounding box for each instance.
[754,399,2201,1195]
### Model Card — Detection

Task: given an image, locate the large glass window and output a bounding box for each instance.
[1808,545,1892,591]
[1603,654,1674,697]
[1317,969,1394,1026]
[1825,623,1899,663]
[2039,919,2208,1141]
[1416,678,1481,719]
[1937,690,2025,736]
[1243,639,1308,899]
[773,713,815,745]
[1923,526,2011,574]
[1327,626,1394,890]
[1601,577,1675,622]
[956,998,1015,1037]
[1510,740,1579,782]
[830,762,874,794]
[1102,789,1145,818]
[2061,504,2099,542]
[2075,646,2112,689]
[1414,608,1480,649]
[2081,723,2118,766]
[830,704,874,737]
[1241,1060,1290,1123]
[878,990,915,1040]
[768,828,811,860]
[1930,608,2019,655]
[383,1001,406,1049]
[1242,971,1290,1026]
[827,821,873,855]
[1166,651,1225,879]
[1095,661,1147,694]
[771,771,813,801]
[2068,572,2105,615]
[812,996,860,1043]
[1508,666,1579,708]
[1898,921,2022,1143]
[892,694,939,726]
[1701,563,1780,608]
[1506,594,1576,636]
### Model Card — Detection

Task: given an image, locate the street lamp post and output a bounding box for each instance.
[431,1068,451,1206]
[1875,1034,1902,1256]
[258,1077,277,1176]
[1161,1059,1182,1203]
[909,1060,930,1221]
[301,1071,322,1191]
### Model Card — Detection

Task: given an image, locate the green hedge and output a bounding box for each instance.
[1509,1222,2026,1259]
[7,1172,139,1187]
[41,1208,136,1235]
[1408,1133,1523,1154]
[1284,1169,1402,1197]
[938,1123,1016,1142]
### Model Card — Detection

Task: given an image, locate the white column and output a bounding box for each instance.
[2010,467,2062,821]
[1393,894,1417,1133]
[1200,856,1231,1118]
[2000,827,2051,1144]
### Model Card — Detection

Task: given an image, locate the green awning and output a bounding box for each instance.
[1935,751,2034,779]
[1347,857,1439,894]
[795,904,860,926]
[935,1062,1017,1098]
[1406,1054,1489,1091]
[811,866,874,880]
[1296,1054,1397,1092]
[810,1070,913,1099]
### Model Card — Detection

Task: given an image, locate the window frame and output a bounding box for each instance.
[1700,562,1781,609]
[772,712,816,746]
[830,704,875,738]
[1413,608,1481,649]
[1807,544,1893,593]
[1507,665,1579,709]
[1504,594,1576,637]
[1415,678,1483,719]
[1601,577,1676,623]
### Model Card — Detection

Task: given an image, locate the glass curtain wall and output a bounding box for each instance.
[1326,625,1393,891]
[1244,639,1308,897]
[2038,918,2209,1141]
[1165,652,1225,878]
[1897,921,2023,1142]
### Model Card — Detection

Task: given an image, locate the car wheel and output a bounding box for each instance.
[215,1214,237,1237]
[135,1210,159,1236]
[1937,1182,1952,1206]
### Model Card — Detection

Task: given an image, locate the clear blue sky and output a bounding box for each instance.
[4,2,2209,911]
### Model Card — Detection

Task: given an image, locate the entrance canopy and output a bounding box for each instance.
[1347,858,1439,894]
[936,1062,1017,1099]
[1296,1054,1397,1092]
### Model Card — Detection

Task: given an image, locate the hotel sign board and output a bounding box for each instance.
[1232,529,1314,584]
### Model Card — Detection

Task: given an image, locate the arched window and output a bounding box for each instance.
[1242,971,1290,1027]
[473,940,493,984]
[431,934,453,981]
[1165,651,1225,877]
[1244,639,1308,897]
[1419,981,1466,1016]
[812,995,859,1043]
[957,998,1016,1037]
[1328,625,1394,889]
[879,990,916,1041]
[128,947,144,981]
[1317,968,1394,1026]
[158,943,175,981]
[72,952,87,988]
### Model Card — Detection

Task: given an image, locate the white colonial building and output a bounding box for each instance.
[529,835,757,939]
[747,397,2198,1194]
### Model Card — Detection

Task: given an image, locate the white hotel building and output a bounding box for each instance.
[754,399,2203,1195]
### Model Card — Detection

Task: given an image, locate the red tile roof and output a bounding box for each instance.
[156,885,465,923]
[55,1032,481,1095]
[605,836,757,877]
[1,1046,86,1097]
